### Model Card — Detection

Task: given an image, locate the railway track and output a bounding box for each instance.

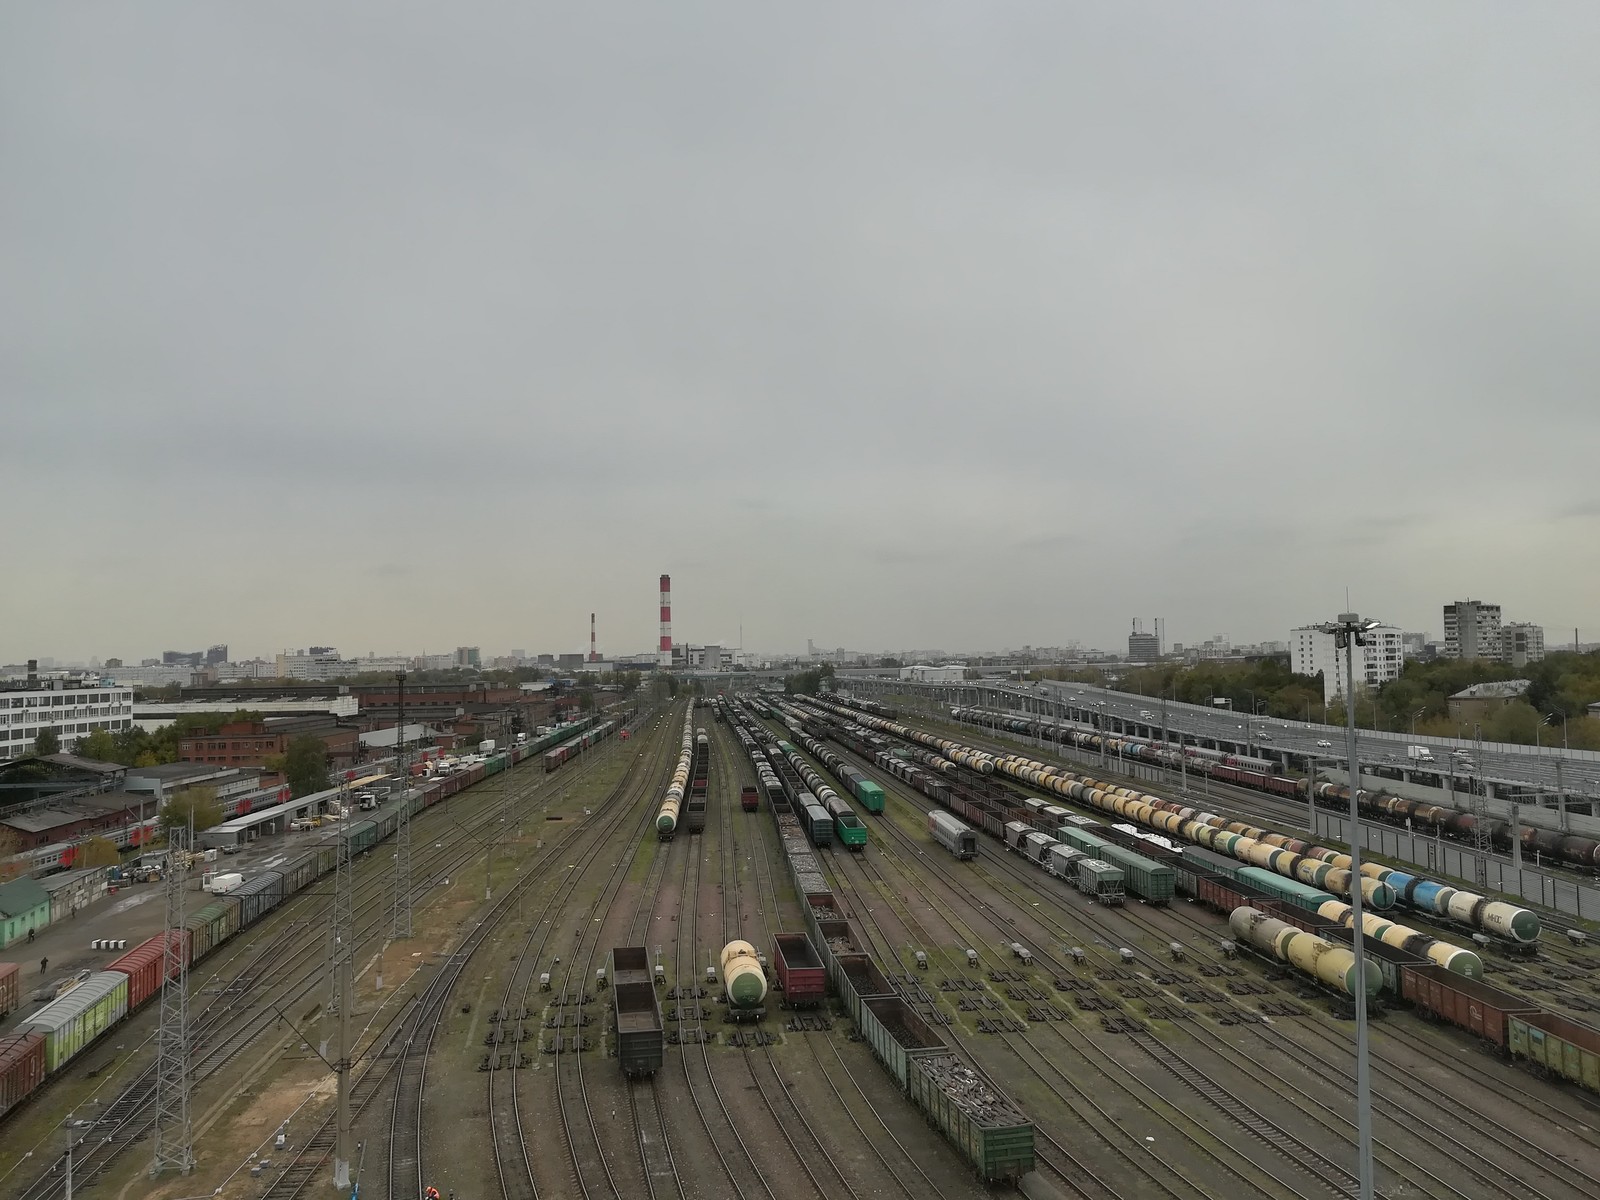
[710,718,974,1200]
[9,741,588,1200]
[260,708,656,1200]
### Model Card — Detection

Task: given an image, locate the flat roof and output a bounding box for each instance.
[41,754,127,776]
[1,805,106,834]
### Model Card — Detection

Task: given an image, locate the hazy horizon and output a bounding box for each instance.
[6,4,1597,664]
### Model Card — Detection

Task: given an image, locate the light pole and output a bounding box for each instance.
[1317,612,1379,1200]
[1411,709,1425,738]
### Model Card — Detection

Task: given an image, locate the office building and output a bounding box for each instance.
[1127,630,1160,662]
[1,680,135,761]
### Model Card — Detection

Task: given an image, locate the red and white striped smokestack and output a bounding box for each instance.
[590,612,597,662]
[659,574,672,667]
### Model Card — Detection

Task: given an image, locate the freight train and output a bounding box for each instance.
[656,711,696,840]
[724,701,1035,1181]
[0,737,553,1123]
[947,704,1600,870]
[806,697,1540,947]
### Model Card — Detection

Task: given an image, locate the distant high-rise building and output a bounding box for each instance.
[1500,623,1545,668]
[1127,630,1160,662]
[1443,600,1502,661]
[162,649,203,667]
[1291,623,1405,703]
[204,644,228,665]
[454,646,481,669]
[308,646,337,656]
[105,657,123,669]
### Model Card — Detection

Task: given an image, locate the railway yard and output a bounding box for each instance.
[4,693,1600,1200]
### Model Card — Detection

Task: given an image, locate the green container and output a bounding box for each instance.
[1096,844,1175,904]
[1237,866,1336,913]
[906,1053,1035,1182]
[854,780,886,813]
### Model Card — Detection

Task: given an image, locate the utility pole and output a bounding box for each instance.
[392,669,411,939]
[332,786,354,1191]
[150,836,193,1175]
[1469,725,1491,890]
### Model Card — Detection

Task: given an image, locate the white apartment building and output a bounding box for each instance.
[275,651,346,681]
[1443,600,1503,661]
[1500,622,1546,668]
[1290,624,1406,704]
[0,683,135,760]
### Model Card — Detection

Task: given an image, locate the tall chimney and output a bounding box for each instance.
[590,612,598,662]
[659,575,673,668]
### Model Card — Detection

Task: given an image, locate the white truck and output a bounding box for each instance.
[515,732,528,745]
[479,738,497,755]
[203,871,244,894]
[1406,745,1436,763]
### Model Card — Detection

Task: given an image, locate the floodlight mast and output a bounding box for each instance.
[1316,612,1378,1200]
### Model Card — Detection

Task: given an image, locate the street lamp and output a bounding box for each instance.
[1411,709,1426,738]
[1316,612,1379,1200]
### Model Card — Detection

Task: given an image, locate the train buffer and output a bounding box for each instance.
[1168,942,1186,962]
[965,948,979,968]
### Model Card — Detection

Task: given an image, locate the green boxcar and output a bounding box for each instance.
[906,1053,1035,1182]
[22,972,129,1071]
[188,898,241,963]
[1058,827,1111,856]
[346,820,378,856]
[1096,843,1175,904]
[854,780,886,814]
[1509,1012,1600,1093]
[1236,867,1336,914]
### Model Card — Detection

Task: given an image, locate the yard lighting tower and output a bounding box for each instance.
[1317,612,1380,1200]
[393,670,411,939]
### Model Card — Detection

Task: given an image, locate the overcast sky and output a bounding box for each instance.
[5,4,1599,663]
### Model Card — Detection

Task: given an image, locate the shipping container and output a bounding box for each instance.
[21,972,130,1072]
[0,961,18,1019]
[612,982,664,1077]
[0,1031,46,1119]
[906,1053,1035,1183]
[1509,1012,1600,1092]
[773,934,827,1008]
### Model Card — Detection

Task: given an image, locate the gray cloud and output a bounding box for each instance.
[4,3,1599,661]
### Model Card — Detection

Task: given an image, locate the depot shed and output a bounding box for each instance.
[0,878,51,950]
[40,868,109,924]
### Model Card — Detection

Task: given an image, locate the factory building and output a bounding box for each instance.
[899,664,968,683]
[1,676,135,763]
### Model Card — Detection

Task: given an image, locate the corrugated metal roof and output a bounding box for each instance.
[22,972,127,1030]
[1451,680,1532,700]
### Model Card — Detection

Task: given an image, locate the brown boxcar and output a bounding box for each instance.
[0,1031,46,1119]
[1401,963,1539,1047]
[773,933,827,1007]
[105,932,189,1011]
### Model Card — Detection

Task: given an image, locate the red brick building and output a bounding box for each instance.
[178,718,359,771]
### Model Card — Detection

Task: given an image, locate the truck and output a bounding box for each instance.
[203,872,243,894]
[515,732,527,745]
[1407,745,1436,763]
[479,739,497,755]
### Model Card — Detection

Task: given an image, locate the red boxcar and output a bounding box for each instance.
[773,933,827,1008]
[106,932,190,1010]
[0,1032,46,1119]
[0,961,18,1019]
[741,786,759,812]
[1400,963,1540,1047]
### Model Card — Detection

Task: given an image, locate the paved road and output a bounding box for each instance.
[875,677,1600,801]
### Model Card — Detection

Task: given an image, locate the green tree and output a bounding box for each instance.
[79,836,122,869]
[284,735,330,797]
[73,729,120,763]
[577,690,596,713]
[33,728,61,756]
[159,786,224,841]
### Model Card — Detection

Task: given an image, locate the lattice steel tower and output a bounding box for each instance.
[392,669,412,939]
[332,791,355,1190]
[1469,727,1491,889]
[150,844,193,1175]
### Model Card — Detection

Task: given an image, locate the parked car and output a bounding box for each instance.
[1316,739,1333,748]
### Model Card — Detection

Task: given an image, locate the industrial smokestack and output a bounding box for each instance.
[659,574,672,668]
[590,612,598,662]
